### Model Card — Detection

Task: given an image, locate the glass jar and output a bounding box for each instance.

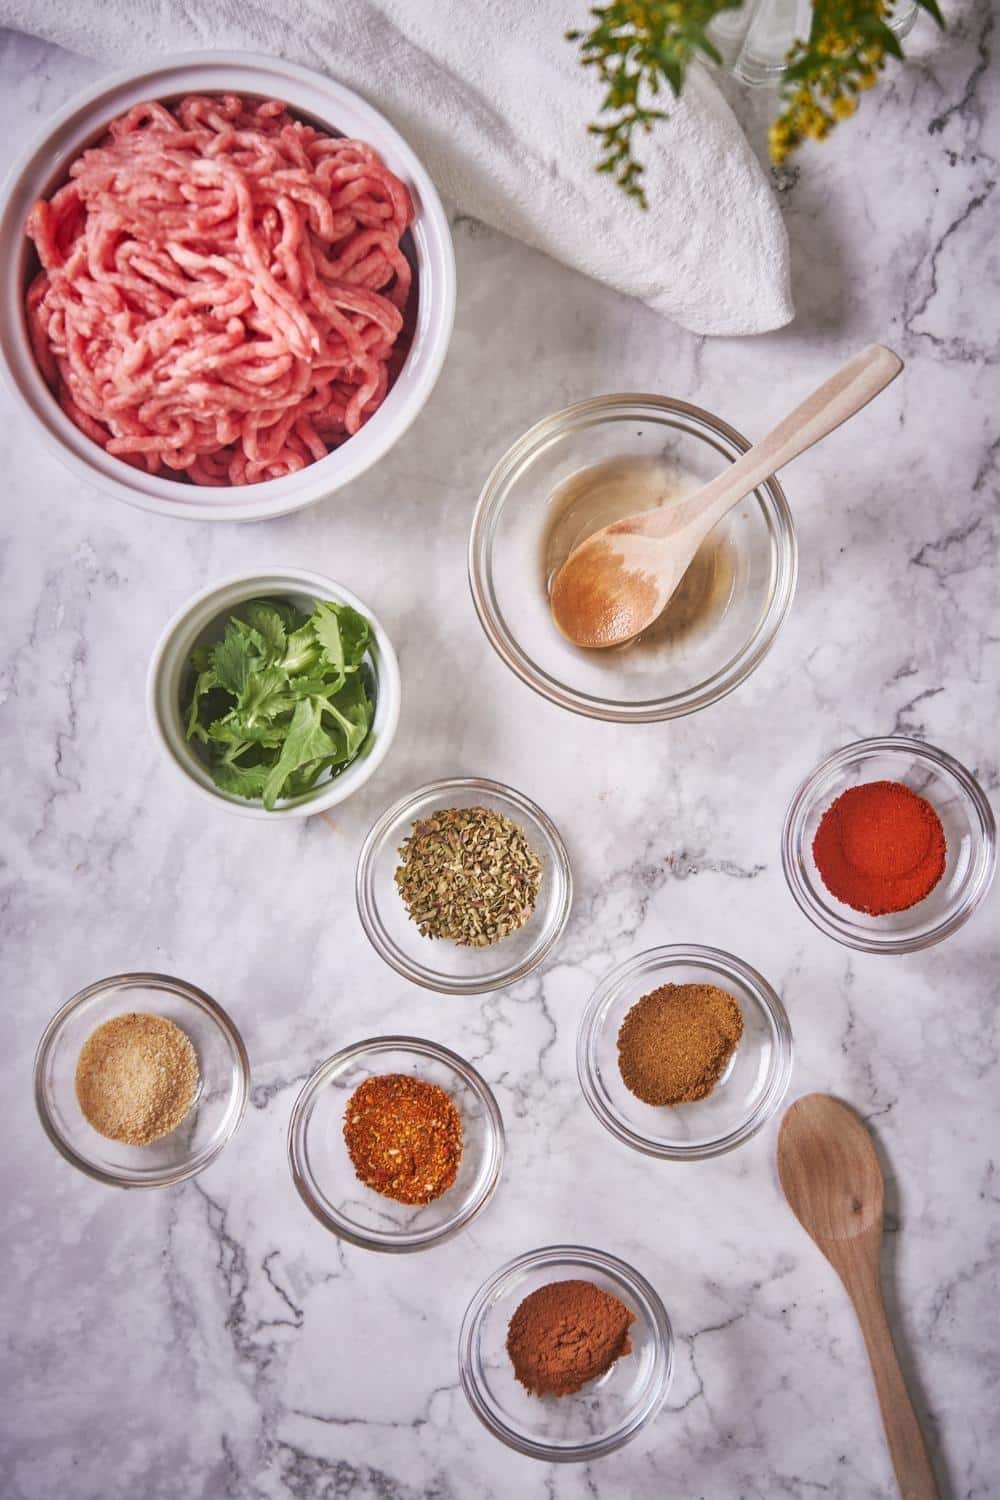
[709,0,917,88]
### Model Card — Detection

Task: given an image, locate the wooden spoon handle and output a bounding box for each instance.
[650,344,903,537]
[844,1265,941,1500]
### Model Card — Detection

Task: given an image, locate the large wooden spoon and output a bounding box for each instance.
[550,344,902,648]
[778,1094,940,1500]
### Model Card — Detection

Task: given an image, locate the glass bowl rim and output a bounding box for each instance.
[286,1033,506,1253]
[781,734,997,954]
[576,943,794,1161]
[33,970,250,1188]
[355,776,573,994]
[458,1241,674,1462]
[467,392,798,724]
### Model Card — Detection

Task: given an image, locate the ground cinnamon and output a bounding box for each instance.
[506,1280,635,1397]
[343,1074,462,1206]
[811,779,947,915]
[617,983,744,1105]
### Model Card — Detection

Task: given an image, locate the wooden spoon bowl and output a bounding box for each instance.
[551,345,903,649]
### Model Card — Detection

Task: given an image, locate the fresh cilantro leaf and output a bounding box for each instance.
[273,602,310,633]
[262,696,340,810]
[281,621,323,677]
[319,678,373,758]
[284,757,335,797]
[242,602,287,661]
[236,666,295,727]
[284,673,337,700]
[210,760,272,800]
[211,628,259,697]
[185,667,218,741]
[230,619,273,661]
[311,601,370,680]
[206,715,287,748]
[181,595,376,809]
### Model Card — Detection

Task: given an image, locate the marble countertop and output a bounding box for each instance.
[2,17,997,1500]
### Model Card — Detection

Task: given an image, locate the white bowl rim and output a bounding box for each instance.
[33,970,249,1188]
[458,1241,674,1461]
[145,567,401,819]
[0,50,456,522]
[286,1033,506,1253]
[355,775,574,992]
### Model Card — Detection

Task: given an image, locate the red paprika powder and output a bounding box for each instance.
[812,780,947,916]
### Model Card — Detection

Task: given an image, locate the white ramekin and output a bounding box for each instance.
[146,569,400,818]
[0,53,455,522]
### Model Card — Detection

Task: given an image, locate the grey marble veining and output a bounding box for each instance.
[1,15,997,1500]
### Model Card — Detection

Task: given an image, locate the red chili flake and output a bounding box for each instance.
[343,1074,463,1206]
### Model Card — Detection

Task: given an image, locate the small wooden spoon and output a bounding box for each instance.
[550,344,903,649]
[777,1094,940,1500]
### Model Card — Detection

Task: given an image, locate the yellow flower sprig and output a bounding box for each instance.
[569,0,745,208]
[570,0,944,199]
[770,0,943,164]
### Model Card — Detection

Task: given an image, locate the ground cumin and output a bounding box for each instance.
[506,1280,635,1397]
[343,1074,463,1206]
[75,1012,199,1145]
[617,982,744,1105]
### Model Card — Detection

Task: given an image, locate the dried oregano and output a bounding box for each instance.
[394,806,543,947]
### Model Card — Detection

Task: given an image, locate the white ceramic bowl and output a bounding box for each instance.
[0,52,455,521]
[147,568,400,818]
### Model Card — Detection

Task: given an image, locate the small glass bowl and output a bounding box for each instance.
[34,972,249,1188]
[355,777,573,994]
[468,394,797,722]
[782,736,997,953]
[287,1036,505,1252]
[459,1244,673,1461]
[577,945,793,1160]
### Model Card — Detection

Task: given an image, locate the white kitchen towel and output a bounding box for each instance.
[1,0,794,335]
